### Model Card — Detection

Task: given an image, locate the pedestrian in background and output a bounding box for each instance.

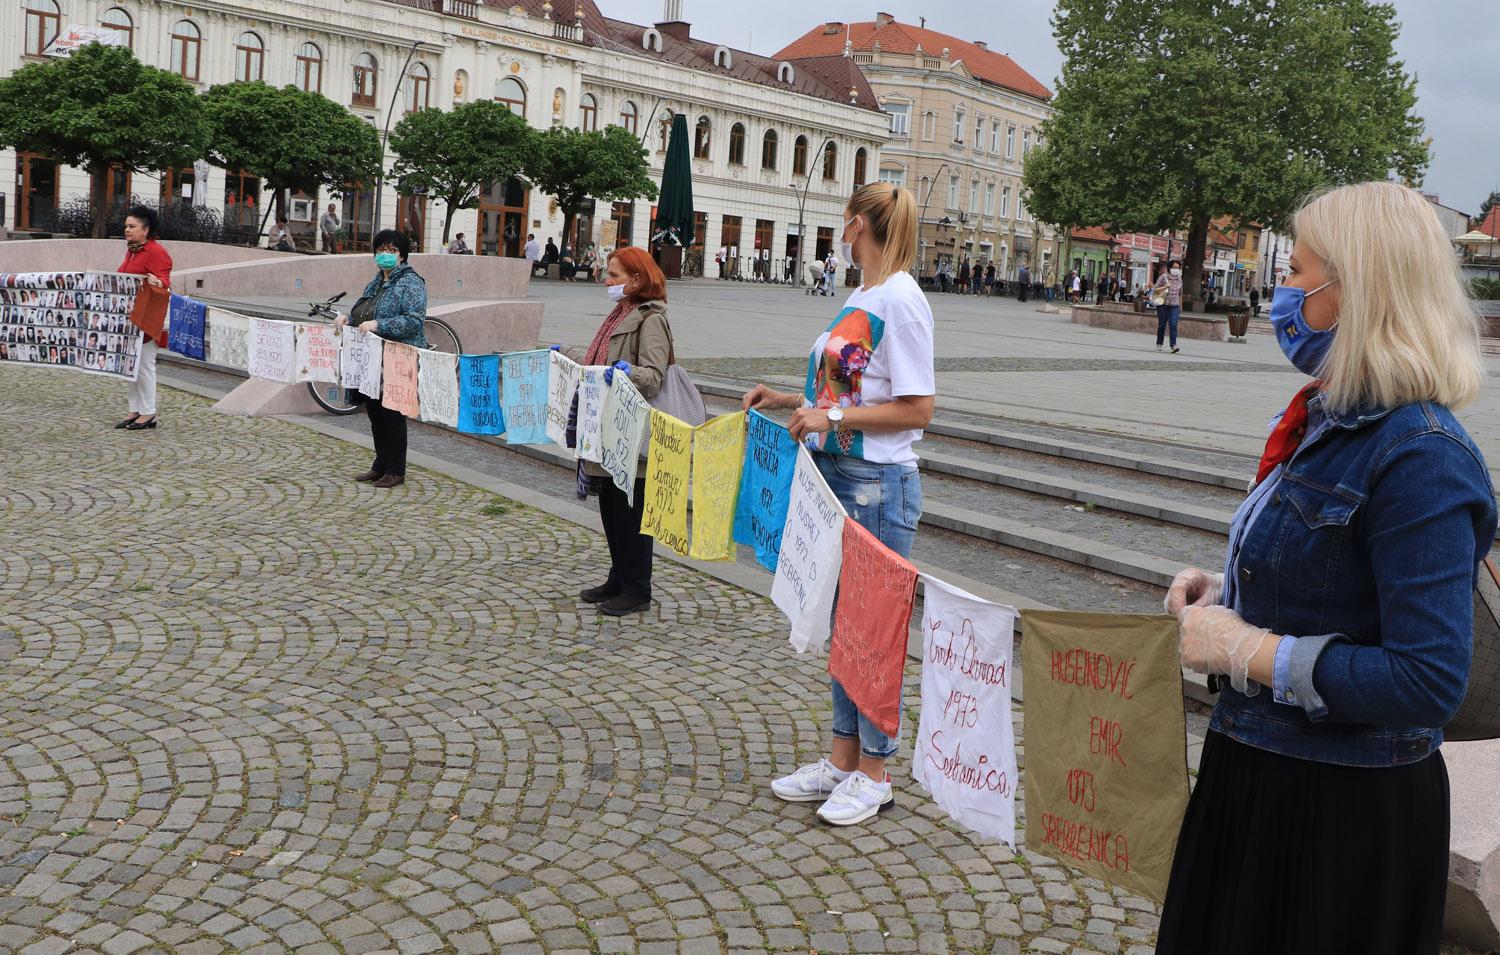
[320,203,341,253]
[744,182,935,828]
[1017,262,1031,303]
[525,233,543,276]
[823,247,839,296]
[984,263,996,296]
[1249,286,1261,317]
[1158,180,1492,955]
[335,229,428,489]
[269,216,294,252]
[448,233,471,255]
[957,257,970,295]
[971,260,984,295]
[1153,258,1184,353]
[114,206,172,431]
[936,256,952,294]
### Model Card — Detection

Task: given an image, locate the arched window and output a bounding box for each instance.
[642,28,662,52]
[170,20,201,80]
[853,147,867,187]
[24,0,60,57]
[822,142,838,181]
[694,116,711,160]
[295,42,322,93]
[792,135,808,176]
[713,46,732,68]
[352,52,378,108]
[921,110,936,142]
[728,123,745,166]
[404,63,430,113]
[495,76,525,116]
[234,32,264,83]
[579,93,598,132]
[776,62,795,83]
[99,7,133,49]
[760,129,777,171]
[619,100,638,135]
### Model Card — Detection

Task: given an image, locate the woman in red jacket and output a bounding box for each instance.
[116,205,172,430]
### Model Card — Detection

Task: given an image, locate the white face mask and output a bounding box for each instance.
[1170,267,1182,277]
[839,217,858,269]
[607,283,628,302]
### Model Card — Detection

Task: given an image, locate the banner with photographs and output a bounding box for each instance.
[0,271,144,382]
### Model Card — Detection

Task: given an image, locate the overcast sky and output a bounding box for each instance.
[607,0,1498,214]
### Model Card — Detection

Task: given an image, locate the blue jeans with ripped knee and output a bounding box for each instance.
[813,451,922,759]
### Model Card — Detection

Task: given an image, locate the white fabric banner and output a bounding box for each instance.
[545,349,583,450]
[339,328,383,400]
[911,575,1019,847]
[771,446,847,653]
[575,366,611,463]
[417,349,460,428]
[294,323,340,383]
[206,308,249,371]
[600,373,650,505]
[248,318,296,383]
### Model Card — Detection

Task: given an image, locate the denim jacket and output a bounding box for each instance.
[1212,396,1496,767]
[356,264,427,348]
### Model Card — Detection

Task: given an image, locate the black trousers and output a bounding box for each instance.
[597,478,652,600]
[365,396,408,476]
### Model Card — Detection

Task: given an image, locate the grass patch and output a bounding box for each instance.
[480,499,518,517]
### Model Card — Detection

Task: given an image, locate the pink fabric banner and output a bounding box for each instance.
[382,342,421,419]
[827,519,919,736]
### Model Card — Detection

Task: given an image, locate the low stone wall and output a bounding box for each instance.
[176,253,530,301]
[0,238,289,274]
[1071,304,1228,342]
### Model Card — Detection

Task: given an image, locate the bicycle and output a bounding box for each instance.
[304,292,464,415]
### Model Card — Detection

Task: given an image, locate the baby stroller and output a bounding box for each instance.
[807,260,834,296]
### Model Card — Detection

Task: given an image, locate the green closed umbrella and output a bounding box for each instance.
[653,114,695,249]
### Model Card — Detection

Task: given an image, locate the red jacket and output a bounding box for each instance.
[118,239,173,289]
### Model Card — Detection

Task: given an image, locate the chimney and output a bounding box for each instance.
[875,12,894,27]
[973,40,987,51]
[823,21,843,35]
[656,19,690,41]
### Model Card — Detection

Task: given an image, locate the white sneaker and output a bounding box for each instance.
[1156,344,1163,352]
[771,758,850,803]
[815,771,894,826]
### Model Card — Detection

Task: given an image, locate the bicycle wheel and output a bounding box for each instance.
[307,380,361,416]
[423,317,462,355]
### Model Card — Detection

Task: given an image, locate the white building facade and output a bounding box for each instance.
[2,0,886,278]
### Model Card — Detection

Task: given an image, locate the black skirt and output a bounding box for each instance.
[1156,731,1449,955]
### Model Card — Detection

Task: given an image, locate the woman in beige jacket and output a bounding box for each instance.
[564,246,673,616]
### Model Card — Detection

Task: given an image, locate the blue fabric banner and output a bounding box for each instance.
[732,409,799,572]
[500,349,552,445]
[166,293,207,360]
[457,354,504,435]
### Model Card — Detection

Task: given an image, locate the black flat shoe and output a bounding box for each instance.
[579,583,620,604]
[599,594,651,617]
[124,418,157,430]
[115,415,140,429]
[354,469,382,483]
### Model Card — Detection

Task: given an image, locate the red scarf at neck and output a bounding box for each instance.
[1255,382,1321,484]
[584,300,634,366]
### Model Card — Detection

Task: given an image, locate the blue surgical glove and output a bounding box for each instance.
[549,344,562,352]
[604,360,630,386]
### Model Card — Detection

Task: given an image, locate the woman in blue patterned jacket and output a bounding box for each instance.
[334,229,427,488]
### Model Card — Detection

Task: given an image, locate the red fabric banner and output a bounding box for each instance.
[128,283,170,348]
[828,519,919,736]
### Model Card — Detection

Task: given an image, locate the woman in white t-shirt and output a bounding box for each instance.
[742,182,936,827]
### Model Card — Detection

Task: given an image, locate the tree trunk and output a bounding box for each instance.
[1183,213,1210,310]
[561,210,576,256]
[443,201,457,245]
[88,166,110,240]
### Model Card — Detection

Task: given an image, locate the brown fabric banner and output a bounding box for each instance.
[1020,610,1189,903]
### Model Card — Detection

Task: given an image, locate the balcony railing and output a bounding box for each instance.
[553,21,582,42]
[381,0,477,19]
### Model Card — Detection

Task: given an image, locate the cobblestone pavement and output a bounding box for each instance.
[0,364,1173,954]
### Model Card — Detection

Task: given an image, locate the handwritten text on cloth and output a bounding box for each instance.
[166,293,207,360]
[294,323,340,383]
[1020,611,1189,903]
[641,410,694,555]
[545,350,583,449]
[912,576,1018,846]
[772,446,846,653]
[339,328,382,400]
[732,410,799,572]
[248,318,296,383]
[382,342,421,418]
[417,349,460,429]
[688,411,746,561]
[600,374,650,504]
[827,519,919,737]
[575,366,611,463]
[207,308,249,371]
[457,354,504,435]
[500,349,550,445]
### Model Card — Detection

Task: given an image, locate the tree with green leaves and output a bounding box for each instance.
[0,43,209,238]
[526,126,657,252]
[201,81,381,237]
[1479,191,1499,221]
[389,100,535,245]
[1024,0,1428,306]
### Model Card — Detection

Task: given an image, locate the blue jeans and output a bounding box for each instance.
[814,452,922,759]
[1156,304,1180,346]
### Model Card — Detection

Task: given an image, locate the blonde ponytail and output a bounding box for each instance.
[847,182,917,288]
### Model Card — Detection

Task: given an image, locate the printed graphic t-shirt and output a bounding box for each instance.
[802,270,936,466]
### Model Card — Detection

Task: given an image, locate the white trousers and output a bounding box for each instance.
[128,338,158,416]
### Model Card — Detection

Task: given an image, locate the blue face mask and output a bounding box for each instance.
[374,252,400,270]
[1270,280,1337,376]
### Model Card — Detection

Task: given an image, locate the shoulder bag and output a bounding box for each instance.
[635,304,707,459]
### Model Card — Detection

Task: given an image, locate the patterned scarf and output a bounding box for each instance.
[1255,382,1322,484]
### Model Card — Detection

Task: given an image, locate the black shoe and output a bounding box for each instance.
[599,594,651,617]
[579,583,620,604]
[354,469,382,483]
[115,415,140,429]
[372,474,405,489]
[124,417,157,430]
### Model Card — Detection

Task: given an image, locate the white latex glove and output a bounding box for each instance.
[1164,568,1224,615]
[1177,605,1270,696]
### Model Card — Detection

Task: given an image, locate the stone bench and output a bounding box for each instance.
[1071,303,1228,342]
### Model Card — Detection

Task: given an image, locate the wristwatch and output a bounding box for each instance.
[826,407,844,432]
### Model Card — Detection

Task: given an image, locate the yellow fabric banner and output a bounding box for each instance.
[688,412,746,561]
[641,409,693,555]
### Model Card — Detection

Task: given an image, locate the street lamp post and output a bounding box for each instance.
[791,137,835,290]
[371,39,424,238]
[916,162,949,279]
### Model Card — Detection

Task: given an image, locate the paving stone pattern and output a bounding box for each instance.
[1,365,1165,954]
